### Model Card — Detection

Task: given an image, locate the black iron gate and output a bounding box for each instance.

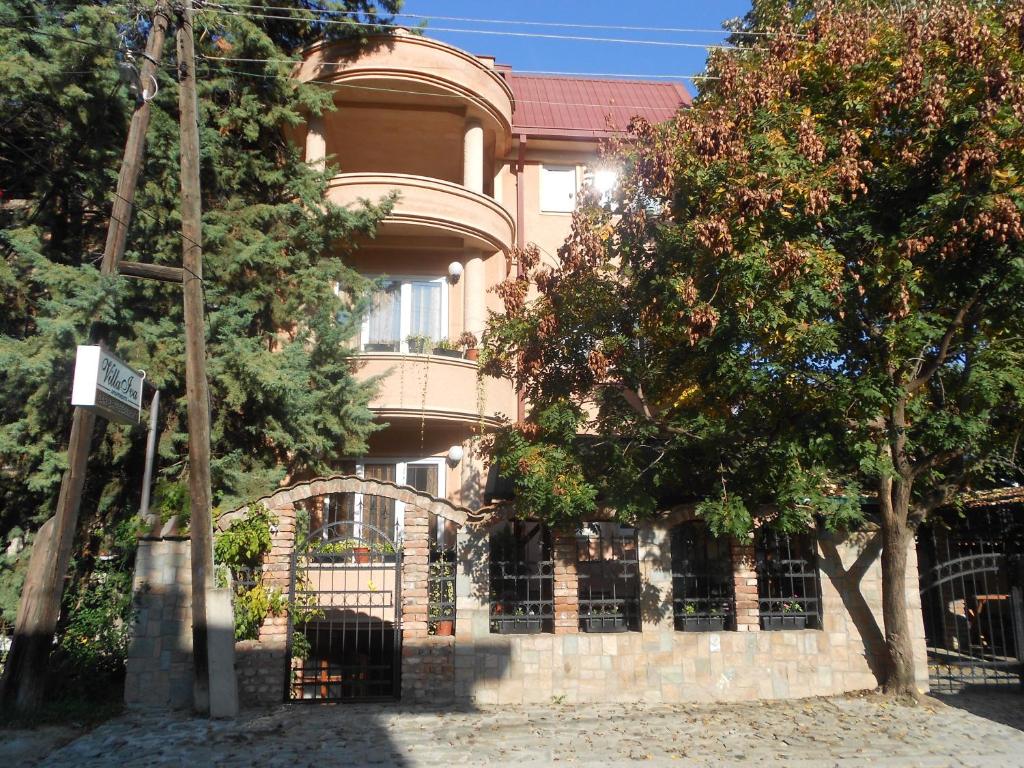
[288,520,402,701]
[918,525,1023,693]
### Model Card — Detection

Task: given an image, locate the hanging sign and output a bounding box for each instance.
[71,345,143,424]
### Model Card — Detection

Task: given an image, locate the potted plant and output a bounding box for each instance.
[677,601,723,632]
[363,341,397,353]
[763,601,807,631]
[406,334,431,354]
[432,338,463,358]
[493,604,543,634]
[429,562,455,636]
[458,331,479,361]
[581,602,628,633]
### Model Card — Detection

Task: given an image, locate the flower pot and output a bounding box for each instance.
[678,615,725,632]
[464,348,479,361]
[353,546,371,564]
[364,342,397,353]
[432,348,463,358]
[407,340,428,354]
[581,615,628,633]
[762,615,807,631]
[494,617,543,634]
[435,619,454,636]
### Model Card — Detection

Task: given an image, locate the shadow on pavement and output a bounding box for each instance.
[930,689,1024,732]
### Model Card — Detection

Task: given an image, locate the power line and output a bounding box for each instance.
[197,54,714,81]
[199,60,705,109]
[197,4,738,50]
[199,2,785,38]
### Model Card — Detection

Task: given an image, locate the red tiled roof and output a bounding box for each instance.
[506,73,691,140]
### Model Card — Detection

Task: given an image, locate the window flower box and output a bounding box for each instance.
[678,615,726,632]
[581,614,628,633]
[762,615,807,631]
[493,617,543,634]
[432,347,463,359]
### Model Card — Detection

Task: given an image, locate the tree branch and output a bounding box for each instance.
[905,292,981,394]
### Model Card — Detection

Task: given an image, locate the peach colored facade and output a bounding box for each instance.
[293,31,646,513]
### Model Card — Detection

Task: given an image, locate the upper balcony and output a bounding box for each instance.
[326,172,515,255]
[358,353,517,427]
[295,32,514,154]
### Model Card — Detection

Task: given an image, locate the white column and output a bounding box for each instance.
[462,118,484,194]
[464,250,485,341]
[306,113,327,172]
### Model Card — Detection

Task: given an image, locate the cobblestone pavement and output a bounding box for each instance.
[34,691,1024,767]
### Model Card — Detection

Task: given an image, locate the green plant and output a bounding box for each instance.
[406,333,432,353]
[682,602,698,616]
[457,331,478,349]
[213,505,279,640]
[433,337,460,351]
[153,480,191,528]
[290,631,312,661]
[783,601,804,615]
[58,567,133,678]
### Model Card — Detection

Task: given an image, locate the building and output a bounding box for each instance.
[125,32,931,710]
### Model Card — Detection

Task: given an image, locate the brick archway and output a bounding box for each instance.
[220,474,477,704]
[218,473,473,532]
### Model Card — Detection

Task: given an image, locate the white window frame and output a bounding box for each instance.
[539,164,578,213]
[359,275,449,354]
[353,456,446,544]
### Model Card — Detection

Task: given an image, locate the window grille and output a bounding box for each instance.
[428,512,457,636]
[671,522,736,632]
[489,521,554,634]
[755,530,822,630]
[576,523,641,632]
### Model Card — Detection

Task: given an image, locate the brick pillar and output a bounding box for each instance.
[732,537,760,631]
[552,529,579,634]
[402,504,429,639]
[238,503,296,706]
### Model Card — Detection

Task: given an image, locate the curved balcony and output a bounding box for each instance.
[296,32,514,149]
[327,172,515,254]
[357,354,517,427]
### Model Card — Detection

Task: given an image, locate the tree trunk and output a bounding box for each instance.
[879,480,920,698]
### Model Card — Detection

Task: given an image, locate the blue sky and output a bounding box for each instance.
[397,1,754,96]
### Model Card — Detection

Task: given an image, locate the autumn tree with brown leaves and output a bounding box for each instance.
[483,0,1024,697]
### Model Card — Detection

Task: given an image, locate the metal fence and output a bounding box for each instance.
[489,521,554,634]
[428,548,456,636]
[576,524,641,633]
[755,530,822,630]
[671,522,736,632]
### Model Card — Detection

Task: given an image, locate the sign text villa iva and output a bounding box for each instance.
[71,345,143,424]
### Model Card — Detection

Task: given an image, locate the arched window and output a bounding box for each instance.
[671,522,736,632]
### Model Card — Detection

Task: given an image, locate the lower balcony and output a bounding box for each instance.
[326,173,514,254]
[357,353,516,427]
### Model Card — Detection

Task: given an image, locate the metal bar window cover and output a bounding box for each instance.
[489,520,554,634]
[576,524,641,632]
[671,522,736,632]
[755,530,822,630]
[288,513,402,702]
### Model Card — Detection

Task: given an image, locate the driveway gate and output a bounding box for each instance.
[288,520,402,701]
[918,525,1023,693]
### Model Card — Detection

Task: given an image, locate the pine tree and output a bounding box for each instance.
[0,0,401,628]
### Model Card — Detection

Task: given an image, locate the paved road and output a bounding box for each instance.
[29,691,1024,767]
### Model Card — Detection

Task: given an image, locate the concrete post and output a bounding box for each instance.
[463,250,486,341]
[207,587,239,718]
[306,113,327,172]
[462,118,484,193]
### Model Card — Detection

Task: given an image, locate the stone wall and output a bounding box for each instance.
[126,487,930,711]
[124,537,194,709]
[451,517,929,706]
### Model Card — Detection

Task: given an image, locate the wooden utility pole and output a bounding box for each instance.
[0,5,171,713]
[176,0,216,714]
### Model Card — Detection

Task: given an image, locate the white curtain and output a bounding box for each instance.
[367,283,400,348]
[409,281,441,340]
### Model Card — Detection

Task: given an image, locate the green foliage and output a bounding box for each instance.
[153,480,191,528]
[215,505,276,568]
[57,566,133,679]
[484,0,1024,545]
[0,0,402,627]
[232,582,287,641]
